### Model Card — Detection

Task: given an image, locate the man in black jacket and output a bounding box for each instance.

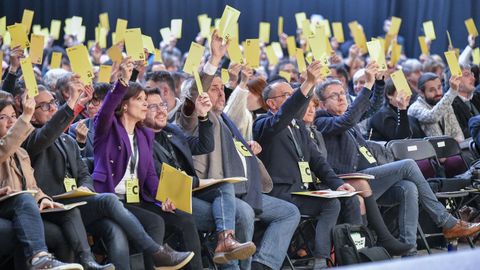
[451,65,479,138]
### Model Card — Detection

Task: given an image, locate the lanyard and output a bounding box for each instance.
[55,139,72,178]
[288,125,305,161]
[129,135,138,176]
[157,140,181,169]
[13,154,27,190]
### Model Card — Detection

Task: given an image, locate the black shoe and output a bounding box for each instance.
[30,254,83,270]
[152,244,194,270]
[251,262,271,270]
[79,255,115,270]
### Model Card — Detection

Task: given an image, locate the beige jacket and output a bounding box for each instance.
[0,117,49,202]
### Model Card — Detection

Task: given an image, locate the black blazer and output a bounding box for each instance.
[152,120,214,188]
[22,104,94,196]
[451,93,480,138]
[253,89,344,202]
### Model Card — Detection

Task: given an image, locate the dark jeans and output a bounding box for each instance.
[141,202,203,270]
[60,194,160,255]
[0,193,48,259]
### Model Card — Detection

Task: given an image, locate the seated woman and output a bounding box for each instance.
[92,57,199,269]
[0,96,82,270]
[369,79,424,141]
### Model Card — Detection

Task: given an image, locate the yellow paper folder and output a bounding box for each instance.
[390,70,412,97]
[29,34,44,65]
[97,65,112,83]
[125,28,145,61]
[8,24,30,49]
[444,51,462,77]
[156,163,193,214]
[218,5,241,40]
[244,39,260,68]
[66,44,94,85]
[20,57,39,97]
[183,42,205,75]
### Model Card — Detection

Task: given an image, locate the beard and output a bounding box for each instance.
[425,96,441,106]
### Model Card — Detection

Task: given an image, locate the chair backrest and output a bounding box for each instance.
[386,139,439,179]
[469,140,480,160]
[425,136,468,178]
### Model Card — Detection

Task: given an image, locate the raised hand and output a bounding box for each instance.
[228,63,242,87]
[209,29,229,66]
[78,84,93,106]
[364,61,379,90]
[9,45,25,73]
[75,120,89,144]
[119,57,134,83]
[19,94,36,123]
[449,75,462,91]
[195,93,212,117]
[239,66,253,89]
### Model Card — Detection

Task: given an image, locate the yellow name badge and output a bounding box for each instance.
[63,177,77,192]
[126,178,140,203]
[234,140,252,157]
[359,146,376,164]
[298,161,313,183]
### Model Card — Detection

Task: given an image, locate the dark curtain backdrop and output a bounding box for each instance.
[1,0,479,58]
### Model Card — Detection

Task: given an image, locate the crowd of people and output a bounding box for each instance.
[1,11,480,270]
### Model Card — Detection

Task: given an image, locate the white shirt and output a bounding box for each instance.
[115,134,139,194]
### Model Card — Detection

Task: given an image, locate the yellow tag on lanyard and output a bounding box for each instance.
[63,177,77,192]
[298,161,313,183]
[234,140,252,157]
[126,178,140,203]
[359,146,376,164]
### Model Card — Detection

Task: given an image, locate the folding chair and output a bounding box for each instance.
[469,140,480,160]
[425,136,468,178]
[284,215,318,270]
[386,139,475,252]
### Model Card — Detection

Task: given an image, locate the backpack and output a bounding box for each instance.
[332,223,391,266]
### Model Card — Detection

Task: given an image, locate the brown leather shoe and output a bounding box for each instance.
[443,220,480,239]
[213,230,256,264]
[152,244,194,270]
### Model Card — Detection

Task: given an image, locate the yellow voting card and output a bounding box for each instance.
[423,21,436,40]
[278,16,283,36]
[296,48,307,73]
[0,51,3,80]
[265,45,278,65]
[156,163,193,214]
[171,19,182,39]
[193,68,203,96]
[20,57,39,97]
[388,17,402,36]
[97,65,112,83]
[95,26,107,49]
[444,51,462,77]
[0,16,6,37]
[29,34,44,64]
[295,12,307,29]
[319,20,331,37]
[160,27,172,43]
[125,28,145,61]
[302,20,312,37]
[366,39,387,71]
[286,36,296,57]
[70,16,83,36]
[465,18,478,37]
[142,35,155,54]
[218,5,241,40]
[32,25,41,35]
[279,70,291,83]
[107,45,123,63]
[21,9,34,34]
[332,22,344,43]
[259,22,270,43]
[99,13,109,31]
[50,20,61,40]
[183,42,205,75]
[67,45,94,85]
[8,24,30,49]
[227,39,244,64]
[308,35,328,61]
[383,34,394,54]
[245,39,260,68]
[50,52,62,69]
[390,42,402,67]
[198,14,211,38]
[221,68,230,84]
[115,19,128,43]
[154,49,162,63]
[473,48,480,65]
[418,36,429,55]
[78,26,86,43]
[390,70,412,97]
[348,21,367,54]
[272,42,284,59]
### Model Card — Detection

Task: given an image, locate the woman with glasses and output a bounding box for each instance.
[92,57,196,269]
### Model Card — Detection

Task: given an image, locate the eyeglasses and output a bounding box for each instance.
[35,99,59,111]
[268,92,292,100]
[0,114,17,122]
[89,98,103,106]
[325,91,347,101]
[147,102,168,112]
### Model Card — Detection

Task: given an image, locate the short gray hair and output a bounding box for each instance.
[402,59,422,75]
[315,78,343,101]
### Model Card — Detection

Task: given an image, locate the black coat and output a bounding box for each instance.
[451,93,480,138]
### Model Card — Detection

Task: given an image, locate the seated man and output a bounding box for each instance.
[408,72,464,142]
[253,62,411,269]
[314,69,480,253]
[177,30,301,270]
[451,65,479,138]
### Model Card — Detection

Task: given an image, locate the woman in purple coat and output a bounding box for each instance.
[92,57,195,269]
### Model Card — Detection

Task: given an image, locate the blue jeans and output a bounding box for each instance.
[60,193,160,254]
[0,193,47,259]
[377,180,419,246]
[361,159,458,243]
[195,182,236,232]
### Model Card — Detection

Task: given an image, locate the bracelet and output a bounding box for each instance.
[198,113,209,122]
[38,197,52,204]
